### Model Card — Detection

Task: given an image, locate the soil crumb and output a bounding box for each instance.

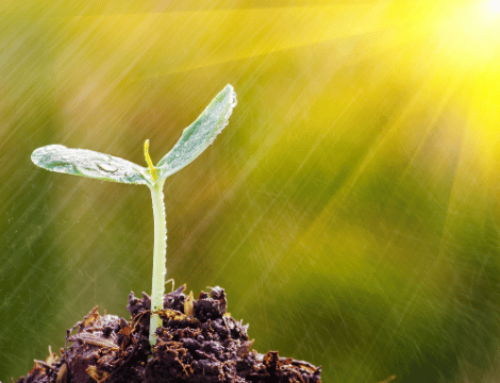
[16,285,322,383]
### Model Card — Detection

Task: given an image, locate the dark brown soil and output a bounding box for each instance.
[16,285,322,383]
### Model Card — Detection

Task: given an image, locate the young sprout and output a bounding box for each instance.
[31,84,237,346]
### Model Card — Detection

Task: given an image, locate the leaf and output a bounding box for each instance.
[184,291,195,317]
[31,144,153,186]
[85,366,101,382]
[156,84,237,180]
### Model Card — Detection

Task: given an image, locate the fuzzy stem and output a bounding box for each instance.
[149,179,166,346]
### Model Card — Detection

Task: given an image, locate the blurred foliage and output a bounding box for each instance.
[2,0,500,382]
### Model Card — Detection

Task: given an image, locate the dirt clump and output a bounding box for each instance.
[16,285,322,383]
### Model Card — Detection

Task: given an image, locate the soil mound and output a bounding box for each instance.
[16,286,322,383]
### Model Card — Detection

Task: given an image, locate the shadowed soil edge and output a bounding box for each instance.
[15,286,322,383]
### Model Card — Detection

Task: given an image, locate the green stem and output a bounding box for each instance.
[149,179,166,346]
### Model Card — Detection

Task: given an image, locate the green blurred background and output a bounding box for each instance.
[2,0,500,381]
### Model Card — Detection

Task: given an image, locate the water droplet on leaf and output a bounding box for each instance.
[96,163,118,173]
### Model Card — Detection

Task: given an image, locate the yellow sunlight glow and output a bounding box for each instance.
[489,0,500,12]
[430,1,500,65]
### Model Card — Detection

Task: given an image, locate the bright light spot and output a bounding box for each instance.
[489,0,500,12]
[430,1,500,64]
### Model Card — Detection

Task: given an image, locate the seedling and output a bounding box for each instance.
[31,84,237,346]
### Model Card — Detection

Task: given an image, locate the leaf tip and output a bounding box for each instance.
[224,84,237,108]
[31,144,65,168]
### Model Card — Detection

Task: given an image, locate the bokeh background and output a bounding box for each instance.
[2,0,500,381]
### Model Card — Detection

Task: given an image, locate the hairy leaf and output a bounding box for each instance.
[156,84,237,180]
[31,145,153,186]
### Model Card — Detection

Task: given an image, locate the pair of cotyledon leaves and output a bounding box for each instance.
[32,85,237,187]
